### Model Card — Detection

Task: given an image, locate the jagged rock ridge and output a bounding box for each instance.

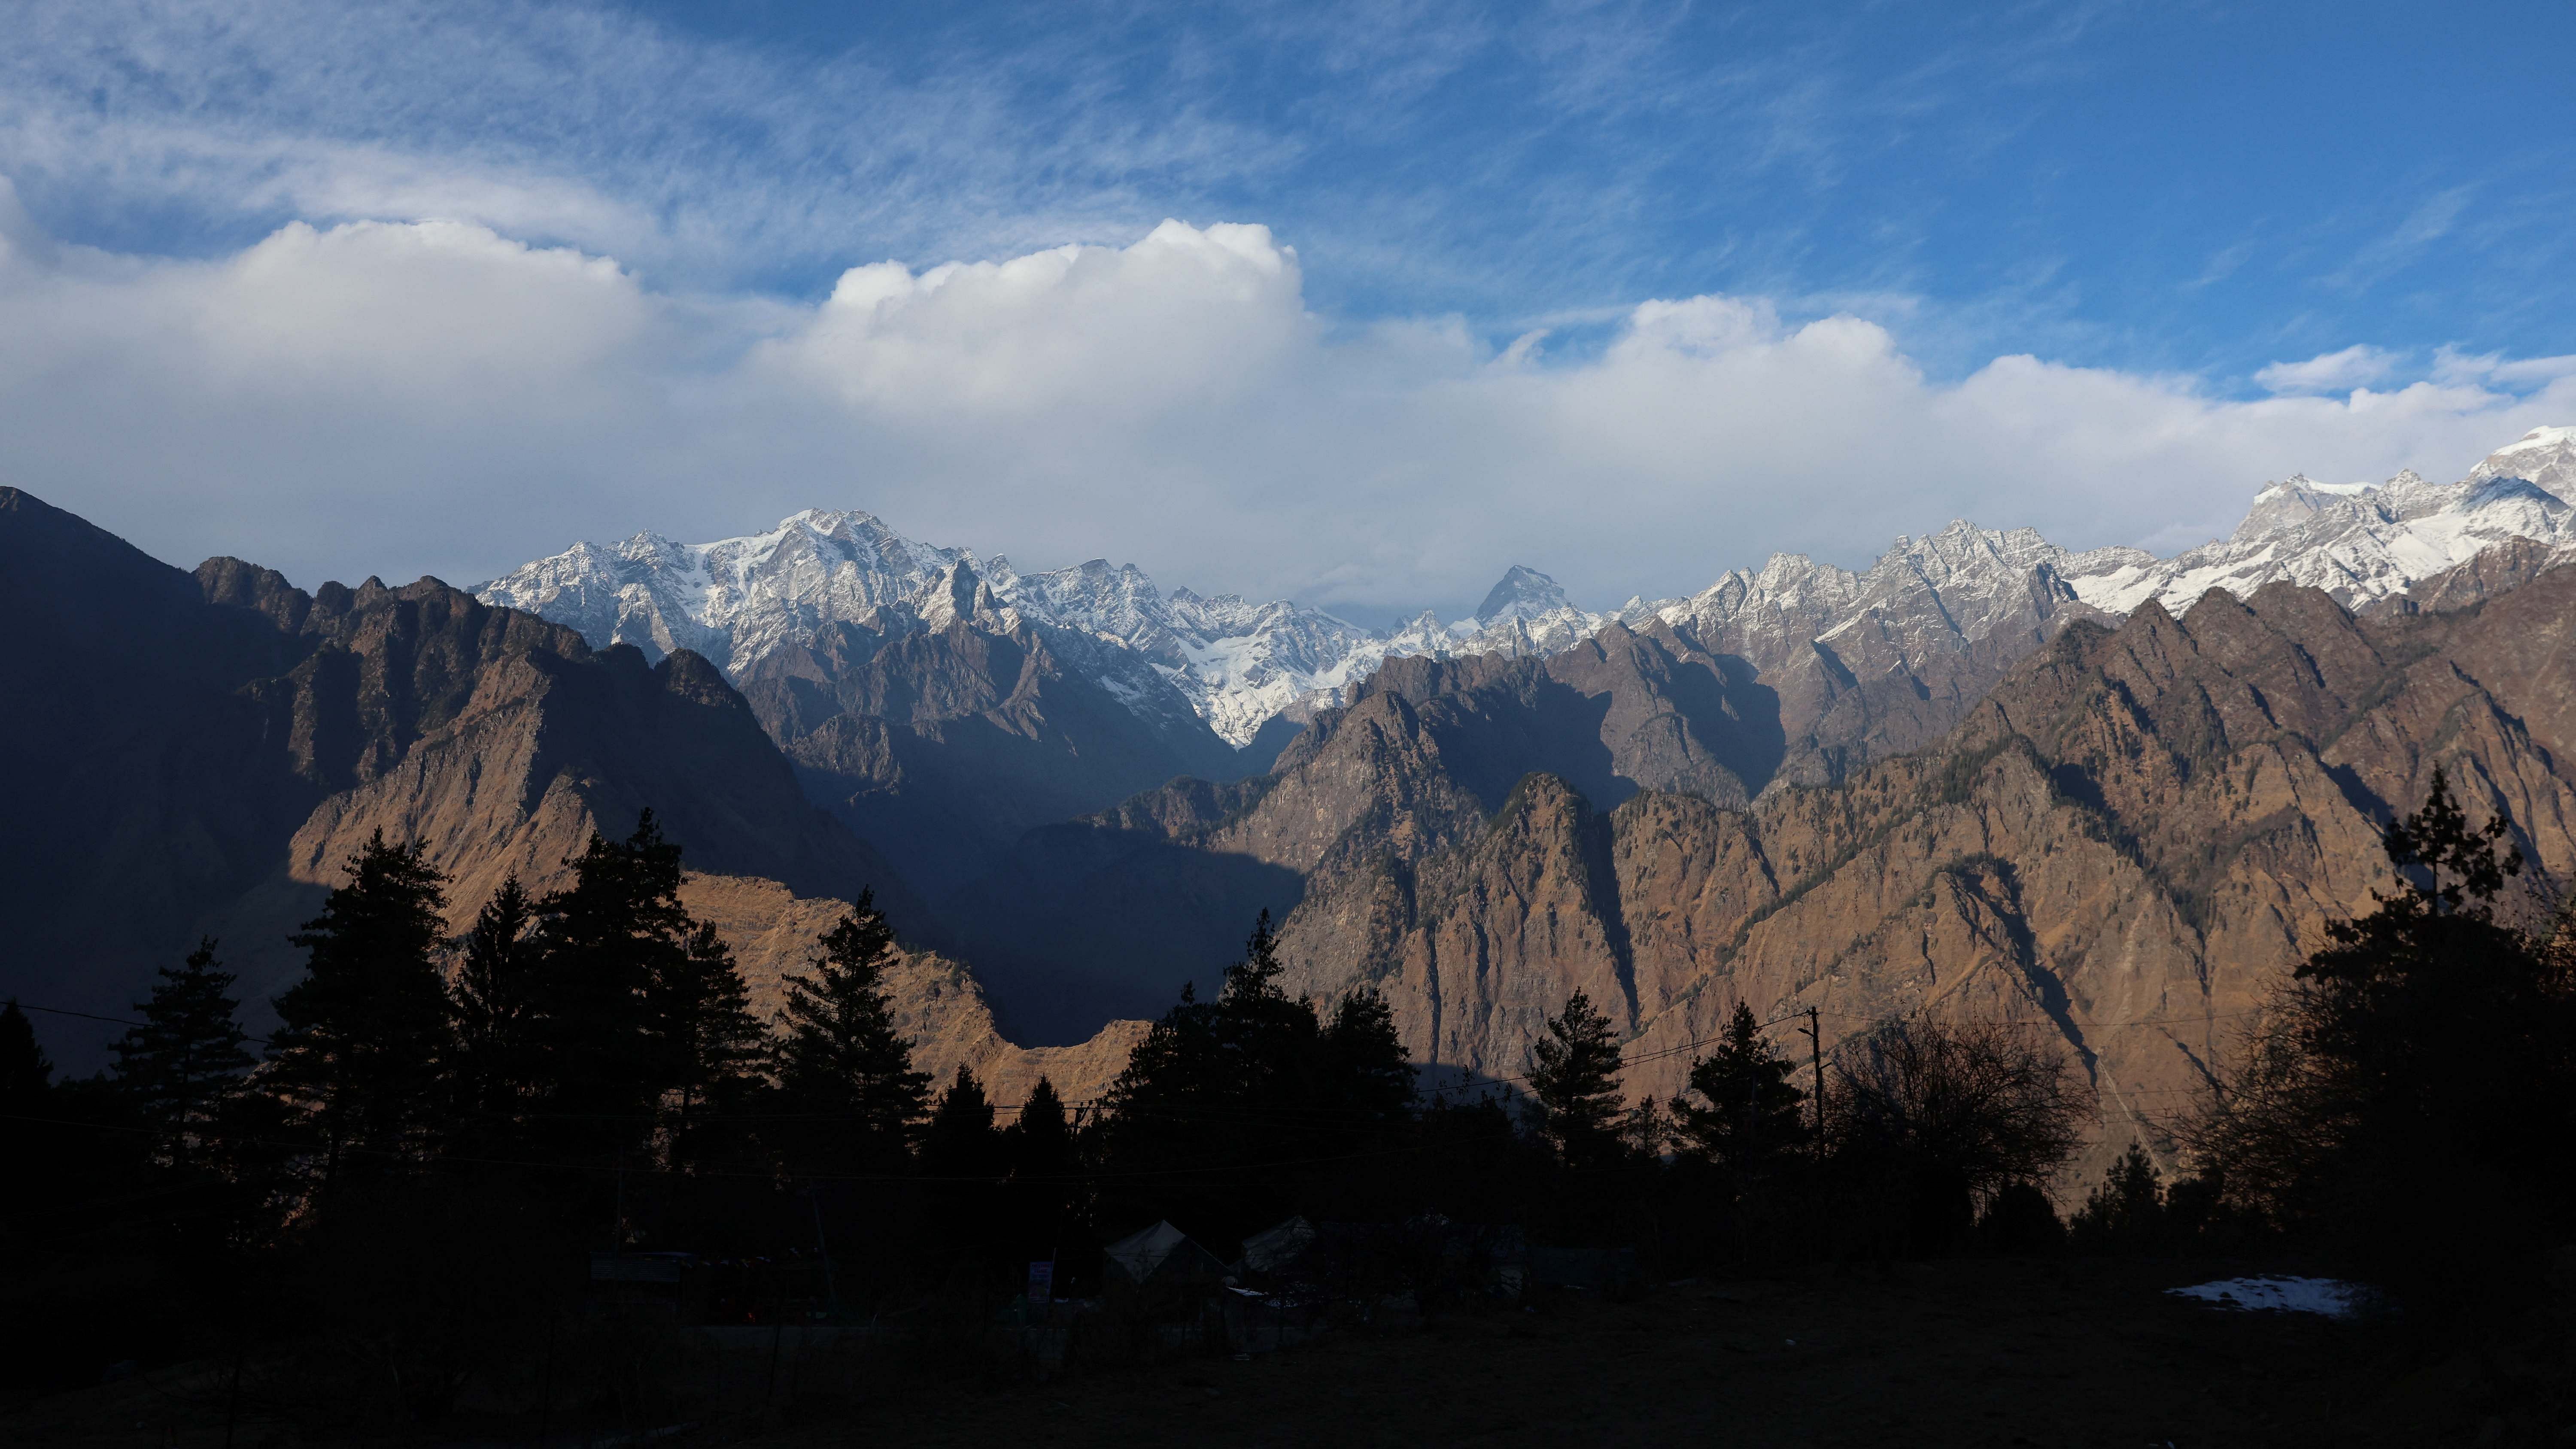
[480,428,2576,762]
[0,489,1143,1102]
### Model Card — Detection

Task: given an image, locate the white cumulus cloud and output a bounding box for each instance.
[6,203,2572,616]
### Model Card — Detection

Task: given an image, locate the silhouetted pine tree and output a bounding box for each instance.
[2196,767,2576,1285]
[110,937,253,1173]
[1003,1075,1083,1264]
[650,919,765,1170]
[1321,988,1416,1126]
[0,1001,55,1230]
[525,812,699,1160]
[1671,1002,1806,1182]
[1528,990,1626,1170]
[769,890,929,1176]
[920,1066,1006,1259]
[268,832,453,1178]
[1,999,50,1114]
[2069,1142,2166,1254]
[1097,914,1428,1232]
[450,875,540,1142]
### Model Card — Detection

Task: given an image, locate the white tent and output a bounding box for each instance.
[1237,1216,1317,1274]
[1103,1220,1227,1287]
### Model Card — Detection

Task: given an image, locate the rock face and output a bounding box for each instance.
[995,557,2576,1180]
[1638,522,2122,789]
[736,598,1249,902]
[1247,571,2576,1178]
[0,489,1141,1102]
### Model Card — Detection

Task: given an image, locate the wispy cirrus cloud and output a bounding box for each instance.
[2257,344,2399,395]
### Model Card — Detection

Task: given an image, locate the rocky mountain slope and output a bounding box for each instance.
[0,489,1144,1102]
[734,575,1250,901]
[1253,567,2576,1174]
[969,514,2576,1173]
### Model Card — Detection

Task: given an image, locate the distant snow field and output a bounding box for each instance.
[2166,1276,2376,1318]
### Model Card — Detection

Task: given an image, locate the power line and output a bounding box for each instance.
[0,1110,1425,1185]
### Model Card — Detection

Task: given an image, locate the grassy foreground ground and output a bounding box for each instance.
[765,1260,2533,1449]
[2,1258,2550,1447]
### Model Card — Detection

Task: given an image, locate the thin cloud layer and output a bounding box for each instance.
[5,204,2569,614]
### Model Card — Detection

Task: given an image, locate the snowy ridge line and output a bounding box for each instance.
[477,427,2576,749]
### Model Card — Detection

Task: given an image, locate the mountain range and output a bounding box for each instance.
[480,428,2576,757]
[12,425,2576,1183]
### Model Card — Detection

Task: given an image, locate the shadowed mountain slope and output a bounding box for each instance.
[737,607,1262,905]
[0,489,932,1065]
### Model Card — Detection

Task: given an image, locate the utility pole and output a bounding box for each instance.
[1801,1006,1826,1156]
[808,1186,839,1312]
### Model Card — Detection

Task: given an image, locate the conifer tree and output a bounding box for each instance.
[450,875,540,1136]
[111,938,253,1171]
[1528,990,1627,1169]
[1003,1075,1082,1258]
[1,999,50,1112]
[1671,1002,1806,1180]
[920,1066,999,1173]
[650,919,766,1168]
[1214,910,1323,1099]
[920,1066,1006,1252]
[268,832,453,1173]
[2069,1142,2166,1254]
[525,812,698,1157]
[769,890,929,1174]
[1321,988,1416,1124]
[0,1001,54,1227]
[2197,768,2576,1274]
[1096,911,1328,1203]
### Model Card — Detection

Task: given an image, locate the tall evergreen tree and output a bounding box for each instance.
[1098,915,1423,1229]
[1528,990,1627,1170]
[1321,988,1416,1124]
[1097,913,1328,1193]
[525,812,699,1159]
[0,999,49,1112]
[920,1066,1006,1256]
[111,938,254,1171]
[1003,1075,1083,1260]
[2069,1142,2167,1254]
[450,875,541,1138]
[2198,768,2576,1279]
[0,1001,55,1229]
[268,832,453,1175]
[921,1066,1001,1176]
[1671,1002,1807,1181]
[769,890,930,1175]
[650,919,766,1169]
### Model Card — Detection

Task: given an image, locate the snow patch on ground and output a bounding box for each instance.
[2167,1276,2374,1318]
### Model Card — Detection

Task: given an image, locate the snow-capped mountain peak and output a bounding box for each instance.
[480,425,2574,756]
[1475,564,1571,623]
[2063,437,2576,616]
[2467,425,2576,501]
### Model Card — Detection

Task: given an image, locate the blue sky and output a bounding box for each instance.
[5,0,2573,613]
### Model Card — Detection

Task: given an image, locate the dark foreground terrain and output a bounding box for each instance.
[5,1258,2554,1448]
